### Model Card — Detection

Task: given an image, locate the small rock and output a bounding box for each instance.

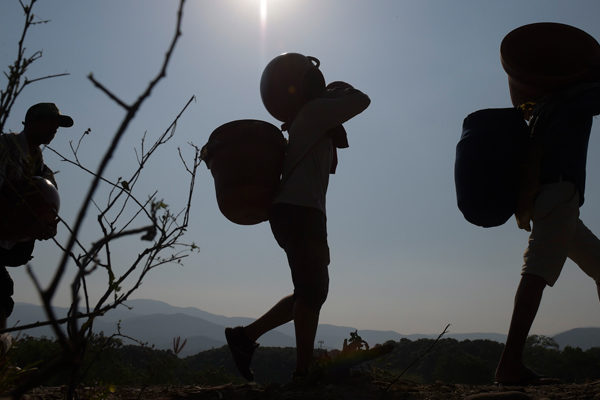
[464,391,531,400]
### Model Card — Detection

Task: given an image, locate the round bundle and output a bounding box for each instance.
[9,176,60,225]
[203,120,286,225]
[455,108,528,228]
[260,52,325,123]
[501,22,600,106]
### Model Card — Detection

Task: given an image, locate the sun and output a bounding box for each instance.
[260,0,268,23]
[259,0,268,59]
[260,0,268,29]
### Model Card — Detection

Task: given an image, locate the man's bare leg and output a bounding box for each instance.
[244,294,294,342]
[495,273,547,383]
[242,294,319,374]
[293,299,320,375]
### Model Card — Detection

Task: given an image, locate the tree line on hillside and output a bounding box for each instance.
[4,334,600,387]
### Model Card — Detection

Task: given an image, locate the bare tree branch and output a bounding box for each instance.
[87,74,130,110]
[24,72,69,85]
[0,0,69,133]
[46,0,186,302]
[1,2,203,397]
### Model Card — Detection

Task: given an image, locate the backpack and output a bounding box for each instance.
[454,108,529,227]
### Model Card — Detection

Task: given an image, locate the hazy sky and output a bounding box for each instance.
[2,0,600,337]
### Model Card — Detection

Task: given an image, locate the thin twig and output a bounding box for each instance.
[24,72,69,85]
[44,145,154,221]
[87,74,130,110]
[382,324,451,395]
[0,0,68,133]
[104,95,195,227]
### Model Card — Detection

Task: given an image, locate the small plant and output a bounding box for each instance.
[172,336,188,356]
[343,330,370,353]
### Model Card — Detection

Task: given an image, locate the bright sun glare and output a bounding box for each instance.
[260,0,267,26]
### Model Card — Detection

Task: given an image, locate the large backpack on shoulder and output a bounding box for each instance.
[454,108,529,228]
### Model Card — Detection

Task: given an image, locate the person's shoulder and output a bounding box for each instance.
[0,132,20,140]
[0,132,14,148]
[0,132,20,150]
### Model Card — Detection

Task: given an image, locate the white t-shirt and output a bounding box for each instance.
[274,88,370,214]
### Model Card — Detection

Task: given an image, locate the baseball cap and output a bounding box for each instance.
[24,103,74,127]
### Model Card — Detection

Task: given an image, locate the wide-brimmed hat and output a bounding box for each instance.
[24,103,73,127]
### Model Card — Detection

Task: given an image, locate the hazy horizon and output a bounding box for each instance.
[11,295,600,339]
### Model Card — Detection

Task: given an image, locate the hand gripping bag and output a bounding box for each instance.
[454,108,529,227]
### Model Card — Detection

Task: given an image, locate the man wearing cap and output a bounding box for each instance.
[0,102,73,353]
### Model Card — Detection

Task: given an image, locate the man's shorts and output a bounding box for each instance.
[269,203,330,310]
[523,181,600,286]
[0,266,14,317]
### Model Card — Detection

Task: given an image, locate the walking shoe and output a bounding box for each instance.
[225,326,258,381]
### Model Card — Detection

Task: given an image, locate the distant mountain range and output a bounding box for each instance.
[553,328,600,351]
[7,299,599,357]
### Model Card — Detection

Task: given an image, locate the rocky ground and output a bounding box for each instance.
[9,379,600,400]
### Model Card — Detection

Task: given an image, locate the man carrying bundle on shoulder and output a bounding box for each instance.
[224,53,370,381]
[0,103,73,354]
[495,23,600,385]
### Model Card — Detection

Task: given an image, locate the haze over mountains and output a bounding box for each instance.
[8,299,599,357]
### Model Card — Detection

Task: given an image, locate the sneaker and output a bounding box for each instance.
[0,333,13,356]
[225,326,258,381]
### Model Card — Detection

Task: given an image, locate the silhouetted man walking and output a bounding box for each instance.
[225,54,370,380]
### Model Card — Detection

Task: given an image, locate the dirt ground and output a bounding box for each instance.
[12,380,600,400]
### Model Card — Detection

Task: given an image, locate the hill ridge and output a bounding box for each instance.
[9,299,600,356]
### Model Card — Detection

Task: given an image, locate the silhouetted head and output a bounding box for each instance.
[260,53,325,123]
[23,103,73,146]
